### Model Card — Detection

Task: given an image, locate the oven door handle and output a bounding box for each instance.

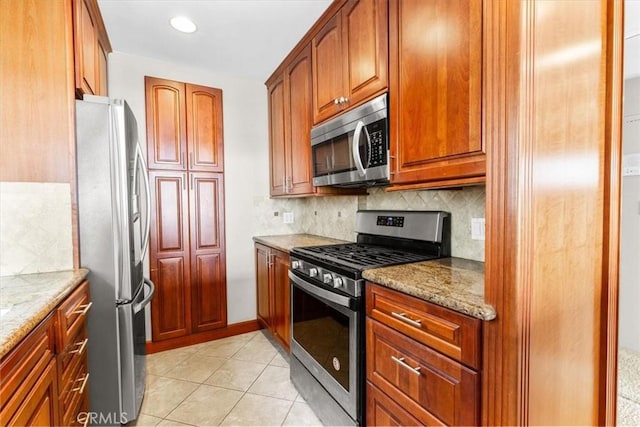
[289,271,352,309]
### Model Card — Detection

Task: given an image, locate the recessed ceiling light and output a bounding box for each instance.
[170,16,197,33]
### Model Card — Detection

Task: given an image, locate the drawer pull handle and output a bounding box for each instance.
[391,356,422,376]
[391,311,422,328]
[72,373,90,394]
[73,302,93,316]
[70,338,89,355]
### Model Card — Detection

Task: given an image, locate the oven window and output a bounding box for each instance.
[313,134,354,176]
[292,284,350,391]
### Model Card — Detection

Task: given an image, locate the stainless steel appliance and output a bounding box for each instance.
[76,95,155,425]
[289,210,451,426]
[311,94,389,187]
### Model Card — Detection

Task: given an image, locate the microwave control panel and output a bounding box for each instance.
[366,120,387,167]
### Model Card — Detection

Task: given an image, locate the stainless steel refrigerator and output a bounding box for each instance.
[76,95,155,425]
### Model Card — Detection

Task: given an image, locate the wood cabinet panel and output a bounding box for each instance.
[342,0,388,106]
[366,282,481,369]
[256,244,271,327]
[367,318,479,426]
[186,84,224,172]
[389,0,484,188]
[77,0,97,96]
[152,257,189,340]
[367,382,425,427]
[74,0,111,98]
[271,250,291,348]
[268,75,287,196]
[150,172,189,253]
[190,173,223,250]
[190,173,226,333]
[6,358,59,427]
[286,47,314,195]
[0,0,75,183]
[312,14,344,122]
[145,77,188,170]
[312,0,388,124]
[149,170,226,342]
[254,243,290,351]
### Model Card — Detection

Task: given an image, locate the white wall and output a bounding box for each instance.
[108,52,270,325]
[619,76,640,352]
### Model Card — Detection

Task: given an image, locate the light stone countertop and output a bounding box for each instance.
[0,269,89,358]
[253,234,350,253]
[363,258,496,321]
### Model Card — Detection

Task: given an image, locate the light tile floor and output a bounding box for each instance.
[130,330,324,427]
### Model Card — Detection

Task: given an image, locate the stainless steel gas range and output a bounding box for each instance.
[288,210,451,426]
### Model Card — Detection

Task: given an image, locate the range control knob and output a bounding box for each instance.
[333,277,344,289]
[291,260,301,270]
[323,273,333,284]
[309,268,318,277]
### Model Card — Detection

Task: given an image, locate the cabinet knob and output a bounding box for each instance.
[334,98,340,105]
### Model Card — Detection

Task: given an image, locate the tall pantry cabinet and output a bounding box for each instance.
[145,76,227,346]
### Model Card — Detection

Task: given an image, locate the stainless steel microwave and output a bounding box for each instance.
[311,93,389,187]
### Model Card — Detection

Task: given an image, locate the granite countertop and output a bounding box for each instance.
[253,233,349,253]
[363,258,496,321]
[0,269,90,358]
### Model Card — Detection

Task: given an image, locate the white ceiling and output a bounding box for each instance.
[98,0,639,82]
[97,0,332,82]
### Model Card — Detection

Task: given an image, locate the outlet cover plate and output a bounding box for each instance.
[471,218,485,241]
[283,212,294,224]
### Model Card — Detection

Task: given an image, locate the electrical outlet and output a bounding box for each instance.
[471,218,485,240]
[283,212,294,224]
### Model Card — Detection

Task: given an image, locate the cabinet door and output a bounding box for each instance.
[255,244,272,329]
[312,14,344,123]
[189,173,227,332]
[186,84,224,172]
[271,249,290,350]
[389,0,484,187]
[268,75,287,196]
[97,40,108,96]
[367,382,424,427]
[145,77,188,170]
[342,0,388,107]
[5,359,59,427]
[286,45,314,196]
[149,171,190,341]
[75,0,98,96]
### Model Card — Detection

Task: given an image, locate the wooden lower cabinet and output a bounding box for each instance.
[255,243,290,350]
[0,281,91,427]
[365,283,481,426]
[150,171,227,343]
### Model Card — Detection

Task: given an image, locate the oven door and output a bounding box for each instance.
[289,271,360,420]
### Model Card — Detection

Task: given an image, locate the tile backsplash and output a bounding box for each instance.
[0,182,73,276]
[254,185,486,262]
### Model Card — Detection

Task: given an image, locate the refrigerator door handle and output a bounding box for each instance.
[110,106,124,297]
[133,278,155,314]
[136,143,152,261]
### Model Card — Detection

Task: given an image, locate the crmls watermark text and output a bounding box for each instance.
[77,412,129,424]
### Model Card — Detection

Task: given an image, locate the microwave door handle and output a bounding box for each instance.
[352,121,367,177]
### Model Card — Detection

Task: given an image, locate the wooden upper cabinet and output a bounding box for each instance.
[312,0,388,124]
[145,77,188,170]
[268,46,314,196]
[186,85,224,172]
[268,74,288,196]
[146,77,224,172]
[74,0,111,98]
[389,0,485,189]
[285,46,314,195]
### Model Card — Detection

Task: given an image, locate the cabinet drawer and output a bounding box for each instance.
[366,318,480,426]
[367,382,430,426]
[57,281,91,352]
[60,354,88,425]
[0,314,56,424]
[366,283,481,369]
[58,328,88,381]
